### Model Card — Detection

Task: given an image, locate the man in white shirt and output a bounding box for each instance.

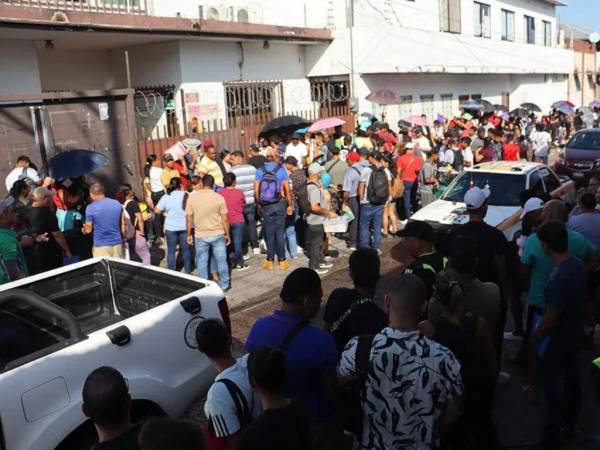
[413,126,431,155]
[5,155,42,193]
[197,319,261,448]
[284,133,308,169]
[530,123,552,163]
[460,137,474,168]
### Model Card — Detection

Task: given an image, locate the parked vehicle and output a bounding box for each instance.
[411,161,575,241]
[0,258,229,450]
[555,128,600,185]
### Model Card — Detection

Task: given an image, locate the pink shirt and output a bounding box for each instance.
[219,187,245,224]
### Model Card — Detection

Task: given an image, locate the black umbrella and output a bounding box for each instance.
[493,104,508,112]
[480,99,495,113]
[521,102,541,113]
[397,120,411,130]
[259,115,311,139]
[49,149,108,180]
[510,108,530,118]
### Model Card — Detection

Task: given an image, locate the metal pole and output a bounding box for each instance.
[349,0,355,101]
[125,50,132,89]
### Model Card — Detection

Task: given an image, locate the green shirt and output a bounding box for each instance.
[521,228,596,307]
[0,226,28,284]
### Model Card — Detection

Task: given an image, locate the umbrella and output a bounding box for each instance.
[462,100,484,111]
[295,127,309,134]
[360,112,377,119]
[404,115,428,127]
[493,104,508,112]
[556,103,575,115]
[480,99,495,113]
[510,108,530,118]
[521,102,541,113]
[308,117,345,133]
[397,120,411,130]
[365,89,402,105]
[259,115,311,139]
[501,112,510,121]
[551,100,575,109]
[48,150,108,180]
[589,100,600,109]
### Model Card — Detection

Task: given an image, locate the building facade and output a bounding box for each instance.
[0,0,575,137]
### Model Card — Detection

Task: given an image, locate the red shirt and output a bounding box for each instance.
[173,161,189,190]
[397,152,424,183]
[503,143,520,161]
[219,187,245,224]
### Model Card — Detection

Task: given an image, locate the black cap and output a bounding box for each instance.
[284,155,298,166]
[398,220,434,242]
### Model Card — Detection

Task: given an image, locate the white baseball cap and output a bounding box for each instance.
[520,197,544,219]
[464,187,490,210]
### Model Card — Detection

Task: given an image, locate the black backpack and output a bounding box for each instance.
[366,167,389,205]
[296,181,318,217]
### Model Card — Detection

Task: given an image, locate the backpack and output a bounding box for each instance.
[258,164,281,205]
[18,167,38,191]
[296,181,318,217]
[366,166,389,205]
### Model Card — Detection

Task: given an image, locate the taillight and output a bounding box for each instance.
[218,298,231,334]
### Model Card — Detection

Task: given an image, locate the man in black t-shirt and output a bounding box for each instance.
[324,248,388,352]
[83,366,141,450]
[401,220,447,301]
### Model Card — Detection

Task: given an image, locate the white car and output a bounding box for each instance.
[0,258,228,450]
[411,161,575,241]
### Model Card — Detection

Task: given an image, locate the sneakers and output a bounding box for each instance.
[252,247,261,255]
[233,264,250,271]
[315,267,329,275]
[243,254,251,261]
[297,247,304,255]
[279,260,290,271]
[262,260,274,270]
[319,262,334,269]
[503,331,524,342]
[347,245,357,251]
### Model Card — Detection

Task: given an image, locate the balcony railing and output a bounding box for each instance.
[1,0,149,15]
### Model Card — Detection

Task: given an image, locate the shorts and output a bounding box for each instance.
[92,243,124,259]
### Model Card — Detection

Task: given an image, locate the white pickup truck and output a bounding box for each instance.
[0,258,228,450]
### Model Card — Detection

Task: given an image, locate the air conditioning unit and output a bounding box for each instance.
[234,4,263,23]
[200,5,231,21]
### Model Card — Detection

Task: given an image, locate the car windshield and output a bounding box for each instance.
[568,132,600,150]
[441,171,526,207]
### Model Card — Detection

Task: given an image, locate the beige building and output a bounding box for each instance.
[561,23,599,106]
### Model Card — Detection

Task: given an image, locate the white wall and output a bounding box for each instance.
[37,48,115,91]
[0,40,41,95]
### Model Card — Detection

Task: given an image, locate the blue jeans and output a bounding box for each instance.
[358,203,384,250]
[165,229,192,273]
[195,235,230,289]
[403,181,415,218]
[261,200,286,262]
[285,208,299,259]
[230,222,245,266]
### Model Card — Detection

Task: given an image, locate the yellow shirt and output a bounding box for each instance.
[195,156,224,187]
[161,167,180,189]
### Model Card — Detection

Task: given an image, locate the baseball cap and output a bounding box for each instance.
[464,186,490,210]
[202,140,215,149]
[32,187,53,201]
[357,147,370,157]
[307,163,325,175]
[347,152,361,163]
[520,197,544,219]
[0,196,15,216]
[163,153,174,162]
[284,155,298,166]
[398,220,434,242]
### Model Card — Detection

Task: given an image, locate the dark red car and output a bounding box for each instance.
[556,128,600,185]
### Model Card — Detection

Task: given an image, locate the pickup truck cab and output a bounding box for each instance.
[0,258,228,450]
[411,161,575,241]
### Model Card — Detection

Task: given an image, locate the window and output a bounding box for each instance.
[471,94,482,101]
[458,95,470,107]
[440,0,461,33]
[524,15,535,44]
[441,172,526,207]
[441,94,453,118]
[543,20,552,46]
[420,95,434,119]
[225,81,283,121]
[501,9,514,41]
[309,77,350,109]
[399,95,413,118]
[474,2,491,38]
[540,169,560,194]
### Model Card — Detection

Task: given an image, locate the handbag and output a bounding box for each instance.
[390,174,405,199]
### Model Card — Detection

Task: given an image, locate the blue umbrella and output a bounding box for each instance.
[556,103,575,116]
[49,149,108,180]
[462,100,484,111]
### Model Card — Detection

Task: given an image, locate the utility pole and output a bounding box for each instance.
[349,0,356,108]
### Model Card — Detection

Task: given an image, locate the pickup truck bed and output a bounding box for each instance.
[0,258,227,450]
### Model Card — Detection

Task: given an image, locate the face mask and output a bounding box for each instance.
[321,171,332,189]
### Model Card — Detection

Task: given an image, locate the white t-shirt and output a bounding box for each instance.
[462,148,474,167]
[204,355,262,437]
[414,136,431,152]
[359,165,392,205]
[530,130,552,158]
[5,167,40,192]
[285,142,308,168]
[149,166,164,193]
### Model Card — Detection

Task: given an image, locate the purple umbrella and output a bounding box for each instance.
[365,89,402,105]
[590,100,600,109]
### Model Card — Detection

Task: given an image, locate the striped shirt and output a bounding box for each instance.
[231,164,257,205]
